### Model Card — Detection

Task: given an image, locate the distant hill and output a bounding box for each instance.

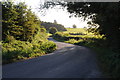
[41,21,67,31]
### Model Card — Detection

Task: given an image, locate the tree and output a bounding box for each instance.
[41,21,67,31]
[73,24,77,28]
[41,1,120,49]
[2,2,41,42]
[54,20,57,24]
[2,2,21,41]
[66,2,120,49]
[49,27,58,34]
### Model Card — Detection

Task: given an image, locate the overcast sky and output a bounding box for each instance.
[14,0,88,28]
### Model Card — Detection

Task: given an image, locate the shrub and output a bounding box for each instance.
[73,24,77,28]
[5,35,16,42]
[49,27,58,34]
[40,28,46,33]
[53,32,70,41]
[40,41,57,53]
[65,39,78,44]
[2,40,33,63]
[2,40,56,64]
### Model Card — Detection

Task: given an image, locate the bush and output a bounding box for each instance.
[65,39,78,44]
[2,40,57,64]
[40,28,46,33]
[5,35,16,42]
[40,41,57,53]
[53,32,70,41]
[2,40,32,64]
[49,27,58,34]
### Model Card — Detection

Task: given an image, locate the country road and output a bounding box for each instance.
[3,37,103,78]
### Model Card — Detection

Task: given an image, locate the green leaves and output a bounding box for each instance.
[40,41,57,53]
[2,2,57,64]
[2,40,57,64]
[2,2,40,41]
[66,2,120,49]
[49,27,58,34]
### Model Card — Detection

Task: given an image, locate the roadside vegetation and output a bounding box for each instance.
[42,2,119,78]
[2,2,56,64]
[1,1,120,78]
[53,28,120,78]
[41,21,67,32]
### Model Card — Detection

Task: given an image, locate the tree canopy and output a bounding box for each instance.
[66,2,120,49]
[2,2,41,42]
[49,27,58,34]
[41,21,67,31]
[73,24,77,28]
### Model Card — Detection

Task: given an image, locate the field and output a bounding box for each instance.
[64,28,87,34]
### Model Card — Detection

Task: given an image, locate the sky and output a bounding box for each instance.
[13,0,88,28]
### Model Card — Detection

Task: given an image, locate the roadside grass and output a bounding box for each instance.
[53,28,120,78]
[64,28,87,34]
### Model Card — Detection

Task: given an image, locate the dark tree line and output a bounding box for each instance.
[41,21,67,31]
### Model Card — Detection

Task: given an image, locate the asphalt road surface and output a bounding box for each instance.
[3,37,102,78]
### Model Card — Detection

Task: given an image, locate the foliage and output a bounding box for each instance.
[65,39,78,44]
[2,2,57,64]
[73,24,77,28]
[2,40,34,64]
[5,35,16,42]
[54,20,57,24]
[53,32,69,40]
[54,32,70,37]
[53,28,103,42]
[41,2,120,77]
[40,28,46,33]
[49,27,58,34]
[40,41,57,53]
[41,21,67,31]
[66,2,120,49]
[41,2,120,49]
[2,40,56,64]
[2,2,40,41]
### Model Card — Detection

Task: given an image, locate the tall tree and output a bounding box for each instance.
[73,24,77,28]
[2,2,40,42]
[2,2,20,41]
[54,20,57,24]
